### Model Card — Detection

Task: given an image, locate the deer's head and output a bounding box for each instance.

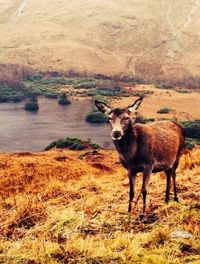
[95,97,143,141]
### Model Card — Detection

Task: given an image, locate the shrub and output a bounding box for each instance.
[157,108,172,114]
[58,93,71,105]
[45,91,58,99]
[97,90,114,96]
[85,94,109,124]
[93,94,109,108]
[74,83,96,89]
[41,78,71,86]
[85,111,108,123]
[24,74,42,82]
[155,84,174,90]
[24,102,39,111]
[0,95,9,103]
[75,90,88,95]
[0,84,25,103]
[12,93,24,102]
[95,85,124,97]
[86,91,98,96]
[45,137,100,151]
[24,96,39,111]
[135,115,155,124]
[181,120,200,139]
[176,89,192,94]
[185,138,197,150]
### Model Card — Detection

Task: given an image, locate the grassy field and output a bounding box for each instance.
[0,148,199,263]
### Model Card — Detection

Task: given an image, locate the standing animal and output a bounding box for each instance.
[95,97,185,213]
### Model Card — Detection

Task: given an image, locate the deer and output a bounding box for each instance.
[95,97,185,214]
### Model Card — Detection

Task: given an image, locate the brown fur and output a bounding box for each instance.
[95,98,185,214]
[114,120,185,213]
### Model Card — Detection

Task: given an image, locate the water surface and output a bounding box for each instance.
[0,98,113,152]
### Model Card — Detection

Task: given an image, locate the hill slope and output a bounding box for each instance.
[0,0,200,79]
[0,148,199,263]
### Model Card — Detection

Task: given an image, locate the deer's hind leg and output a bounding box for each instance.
[142,165,153,214]
[171,158,180,202]
[165,168,172,203]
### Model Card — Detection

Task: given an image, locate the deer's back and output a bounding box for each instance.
[133,121,185,170]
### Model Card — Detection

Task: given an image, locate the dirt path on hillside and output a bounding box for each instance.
[11,0,27,22]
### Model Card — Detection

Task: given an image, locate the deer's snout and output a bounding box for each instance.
[112,130,122,140]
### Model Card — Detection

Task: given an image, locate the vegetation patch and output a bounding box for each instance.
[58,92,71,105]
[44,90,58,99]
[176,89,192,94]
[85,95,109,124]
[45,137,100,151]
[155,83,174,90]
[185,138,199,150]
[181,120,200,139]
[85,111,108,123]
[74,83,96,89]
[135,115,155,124]
[0,84,25,103]
[24,96,39,111]
[157,107,172,114]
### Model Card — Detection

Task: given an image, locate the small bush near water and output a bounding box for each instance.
[0,84,25,103]
[45,137,100,151]
[44,91,58,99]
[58,92,71,105]
[85,111,108,123]
[24,96,39,111]
[85,95,109,124]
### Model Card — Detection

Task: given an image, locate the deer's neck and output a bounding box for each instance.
[114,122,137,159]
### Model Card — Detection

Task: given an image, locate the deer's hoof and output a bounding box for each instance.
[165,198,170,204]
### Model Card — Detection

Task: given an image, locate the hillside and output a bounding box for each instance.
[0,0,200,80]
[0,148,199,263]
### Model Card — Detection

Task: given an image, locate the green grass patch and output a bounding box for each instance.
[85,111,108,123]
[45,137,100,151]
[85,95,109,124]
[74,83,96,89]
[0,84,25,103]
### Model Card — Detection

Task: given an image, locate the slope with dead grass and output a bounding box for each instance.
[1,0,200,78]
[0,148,200,263]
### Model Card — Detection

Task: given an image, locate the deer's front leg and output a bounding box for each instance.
[142,165,153,214]
[128,171,136,213]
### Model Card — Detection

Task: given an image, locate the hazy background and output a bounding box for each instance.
[0,0,200,80]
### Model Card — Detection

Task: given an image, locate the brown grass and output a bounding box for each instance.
[0,148,200,263]
[113,84,200,121]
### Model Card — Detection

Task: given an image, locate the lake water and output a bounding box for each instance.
[0,98,113,152]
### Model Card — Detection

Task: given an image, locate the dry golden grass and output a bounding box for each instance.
[0,148,200,263]
[112,84,200,121]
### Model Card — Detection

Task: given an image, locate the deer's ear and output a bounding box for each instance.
[128,97,144,113]
[95,100,112,115]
